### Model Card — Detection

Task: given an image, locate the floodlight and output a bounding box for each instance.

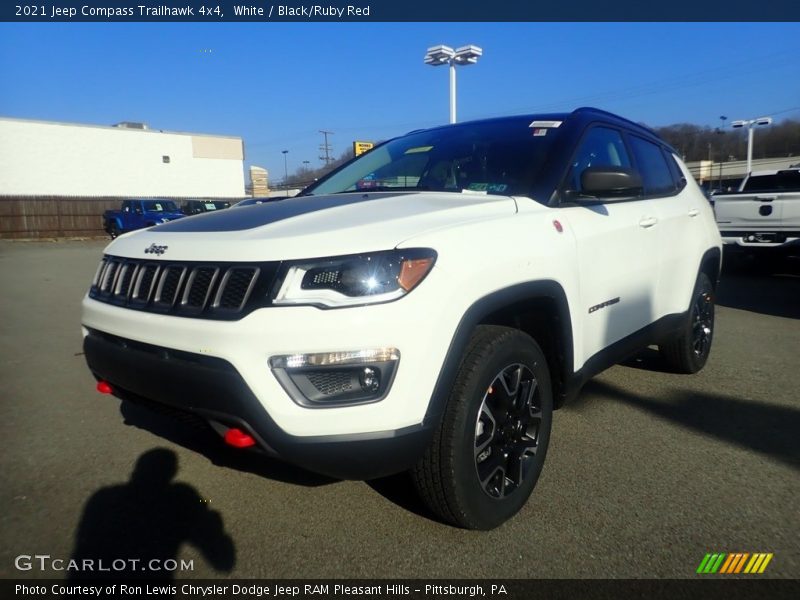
[729,115,774,174]
[424,45,455,65]
[424,43,483,123]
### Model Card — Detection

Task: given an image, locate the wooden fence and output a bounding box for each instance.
[0,196,165,239]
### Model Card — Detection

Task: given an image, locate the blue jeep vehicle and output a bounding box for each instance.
[103,199,185,239]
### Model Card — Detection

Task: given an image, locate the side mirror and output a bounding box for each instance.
[578,167,644,201]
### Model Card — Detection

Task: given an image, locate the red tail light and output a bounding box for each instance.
[96,381,113,394]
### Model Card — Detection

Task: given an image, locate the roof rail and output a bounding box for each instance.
[572,106,658,136]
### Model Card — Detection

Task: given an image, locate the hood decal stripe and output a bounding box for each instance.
[154,193,412,233]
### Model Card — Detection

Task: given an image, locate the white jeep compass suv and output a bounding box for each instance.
[82,107,721,529]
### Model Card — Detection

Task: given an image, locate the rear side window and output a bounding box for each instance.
[628,136,676,196]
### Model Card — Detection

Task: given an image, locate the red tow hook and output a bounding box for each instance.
[96,381,113,394]
[224,428,256,448]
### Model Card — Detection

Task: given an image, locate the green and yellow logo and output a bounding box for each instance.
[697,553,773,574]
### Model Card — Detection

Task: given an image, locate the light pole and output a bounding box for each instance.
[717,116,727,191]
[424,44,483,124]
[731,116,772,174]
[281,150,289,192]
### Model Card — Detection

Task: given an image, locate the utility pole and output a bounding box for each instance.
[319,130,334,166]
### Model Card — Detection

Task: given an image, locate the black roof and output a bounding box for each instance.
[407,106,673,153]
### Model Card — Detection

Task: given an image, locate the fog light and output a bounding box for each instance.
[270,348,399,369]
[270,348,400,408]
[359,367,380,393]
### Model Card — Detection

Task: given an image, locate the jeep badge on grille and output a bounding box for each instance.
[144,243,168,255]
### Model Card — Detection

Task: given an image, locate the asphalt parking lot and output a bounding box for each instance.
[0,240,798,580]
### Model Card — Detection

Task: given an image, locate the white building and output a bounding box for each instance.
[0,117,245,197]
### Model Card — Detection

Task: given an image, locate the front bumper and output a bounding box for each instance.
[84,329,434,480]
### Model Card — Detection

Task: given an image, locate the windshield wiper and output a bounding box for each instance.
[336,186,430,193]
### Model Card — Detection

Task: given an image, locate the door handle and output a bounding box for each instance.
[688,208,700,217]
[639,216,658,228]
[756,195,777,202]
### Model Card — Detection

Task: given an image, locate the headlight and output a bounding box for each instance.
[273,248,436,308]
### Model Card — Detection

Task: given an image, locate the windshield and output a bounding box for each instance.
[143,200,178,212]
[303,117,561,197]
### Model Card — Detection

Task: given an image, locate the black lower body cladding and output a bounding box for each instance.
[83,329,433,480]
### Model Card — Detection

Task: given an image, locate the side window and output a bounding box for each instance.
[628,135,676,197]
[564,126,631,195]
[664,151,687,191]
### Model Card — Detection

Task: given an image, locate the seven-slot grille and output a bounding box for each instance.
[90,256,277,319]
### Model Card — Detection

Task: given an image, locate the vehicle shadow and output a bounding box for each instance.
[69,448,235,582]
[620,347,676,374]
[120,400,443,524]
[120,400,336,488]
[584,379,800,471]
[365,472,440,524]
[717,253,800,319]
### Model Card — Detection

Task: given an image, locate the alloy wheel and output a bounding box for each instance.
[474,363,542,499]
[692,291,714,357]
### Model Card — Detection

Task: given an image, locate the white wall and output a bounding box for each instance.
[0,118,245,197]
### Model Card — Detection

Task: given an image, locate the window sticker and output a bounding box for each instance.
[468,183,509,193]
[154,203,163,211]
[404,146,434,154]
[529,120,562,128]
[205,203,217,210]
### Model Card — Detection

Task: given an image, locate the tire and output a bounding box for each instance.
[659,272,715,374]
[411,325,553,530]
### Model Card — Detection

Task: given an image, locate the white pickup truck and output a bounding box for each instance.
[714,168,800,254]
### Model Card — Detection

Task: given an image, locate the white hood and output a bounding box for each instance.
[105,191,517,262]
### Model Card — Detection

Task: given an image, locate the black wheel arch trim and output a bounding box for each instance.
[423,280,575,427]
[699,246,722,288]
